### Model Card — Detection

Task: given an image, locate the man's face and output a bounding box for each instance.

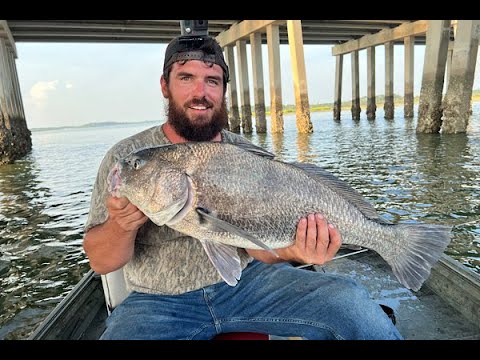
[161,60,228,141]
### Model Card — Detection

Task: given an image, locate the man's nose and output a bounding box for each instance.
[191,80,206,95]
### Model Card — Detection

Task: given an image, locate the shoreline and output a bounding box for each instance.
[270,95,480,116]
[32,97,480,131]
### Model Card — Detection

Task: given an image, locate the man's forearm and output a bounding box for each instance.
[246,248,287,264]
[83,218,137,274]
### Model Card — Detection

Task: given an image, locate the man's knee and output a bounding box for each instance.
[307,273,369,299]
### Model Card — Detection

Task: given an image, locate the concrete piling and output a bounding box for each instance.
[0,22,31,165]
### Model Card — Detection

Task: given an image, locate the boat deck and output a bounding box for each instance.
[318,250,480,340]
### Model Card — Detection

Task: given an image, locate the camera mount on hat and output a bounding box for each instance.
[180,20,208,36]
[178,20,209,50]
[163,20,229,85]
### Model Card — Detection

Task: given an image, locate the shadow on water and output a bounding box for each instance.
[413,132,480,268]
[0,157,54,339]
[0,156,89,340]
[0,123,153,339]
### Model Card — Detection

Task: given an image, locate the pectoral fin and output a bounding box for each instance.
[200,240,242,286]
[196,207,279,258]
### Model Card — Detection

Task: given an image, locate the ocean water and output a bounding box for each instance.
[0,105,479,339]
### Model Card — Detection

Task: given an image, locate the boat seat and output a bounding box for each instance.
[101,268,130,315]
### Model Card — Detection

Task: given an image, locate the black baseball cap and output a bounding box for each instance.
[163,35,230,83]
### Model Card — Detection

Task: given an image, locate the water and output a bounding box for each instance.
[1,106,479,339]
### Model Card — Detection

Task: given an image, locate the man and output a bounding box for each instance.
[83,35,402,340]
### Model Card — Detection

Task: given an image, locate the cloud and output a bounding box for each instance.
[65,82,73,89]
[30,80,59,107]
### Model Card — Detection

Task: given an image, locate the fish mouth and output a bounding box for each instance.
[107,164,122,197]
[165,175,195,226]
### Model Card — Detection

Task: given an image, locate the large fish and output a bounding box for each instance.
[107,141,452,291]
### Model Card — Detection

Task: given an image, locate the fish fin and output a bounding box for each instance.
[229,140,276,159]
[385,223,452,291]
[196,207,279,258]
[199,240,242,286]
[291,162,392,225]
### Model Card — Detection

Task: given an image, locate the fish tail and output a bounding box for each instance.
[386,223,452,291]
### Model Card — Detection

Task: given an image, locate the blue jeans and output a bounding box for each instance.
[100,260,403,340]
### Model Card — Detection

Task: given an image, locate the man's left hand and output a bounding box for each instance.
[276,213,342,265]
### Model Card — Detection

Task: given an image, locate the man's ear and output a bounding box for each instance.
[160,75,169,98]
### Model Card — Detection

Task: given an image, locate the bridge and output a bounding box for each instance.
[0,20,478,164]
[5,20,425,44]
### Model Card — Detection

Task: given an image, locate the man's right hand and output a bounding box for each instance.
[106,196,149,232]
[83,196,149,274]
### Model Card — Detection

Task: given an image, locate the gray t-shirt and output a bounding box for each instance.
[84,125,253,295]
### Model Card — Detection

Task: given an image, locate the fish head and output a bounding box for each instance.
[107,149,192,226]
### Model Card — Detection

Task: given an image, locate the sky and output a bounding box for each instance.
[14,41,480,129]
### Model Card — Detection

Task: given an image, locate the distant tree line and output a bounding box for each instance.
[252,89,480,115]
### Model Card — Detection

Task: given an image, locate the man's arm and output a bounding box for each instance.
[246,213,342,265]
[83,196,148,274]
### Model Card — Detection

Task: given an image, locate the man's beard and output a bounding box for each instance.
[166,95,229,141]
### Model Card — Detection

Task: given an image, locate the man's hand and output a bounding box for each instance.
[277,213,342,265]
[106,196,149,232]
[83,196,149,274]
[245,213,342,265]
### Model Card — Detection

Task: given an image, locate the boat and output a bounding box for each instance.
[28,247,480,340]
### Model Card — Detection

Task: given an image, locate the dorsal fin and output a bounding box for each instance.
[290,162,392,224]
